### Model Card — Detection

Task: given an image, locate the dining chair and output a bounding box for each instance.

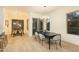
[39,33,46,45]
[35,32,39,41]
[51,34,61,49]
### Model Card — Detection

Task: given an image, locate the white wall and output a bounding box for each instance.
[0,7,4,34]
[49,6,79,45]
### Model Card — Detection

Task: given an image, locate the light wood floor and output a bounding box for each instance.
[4,34,79,52]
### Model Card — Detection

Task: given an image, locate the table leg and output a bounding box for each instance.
[59,34,62,47]
[49,38,50,50]
[59,39,62,47]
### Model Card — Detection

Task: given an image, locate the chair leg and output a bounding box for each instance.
[35,36,38,41]
[35,36,36,40]
[59,40,62,48]
[55,41,58,50]
[42,40,43,46]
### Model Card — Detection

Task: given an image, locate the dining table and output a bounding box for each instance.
[41,32,61,50]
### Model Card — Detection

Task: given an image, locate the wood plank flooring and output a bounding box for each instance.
[4,35,79,52]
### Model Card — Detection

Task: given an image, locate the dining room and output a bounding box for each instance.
[0,6,79,52]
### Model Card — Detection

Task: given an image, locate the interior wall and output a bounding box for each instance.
[49,6,79,45]
[0,7,4,34]
[4,8,29,35]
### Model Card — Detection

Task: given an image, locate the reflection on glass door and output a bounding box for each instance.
[32,18,37,35]
[39,19,43,31]
[32,18,43,35]
[46,18,50,31]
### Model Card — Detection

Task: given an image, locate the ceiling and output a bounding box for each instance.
[4,6,58,14]
[26,6,57,14]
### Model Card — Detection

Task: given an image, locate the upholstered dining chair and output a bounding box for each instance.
[51,34,61,49]
[39,33,46,45]
[35,32,39,41]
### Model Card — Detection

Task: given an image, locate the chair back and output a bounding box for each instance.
[39,33,45,40]
[35,32,38,36]
[53,34,61,40]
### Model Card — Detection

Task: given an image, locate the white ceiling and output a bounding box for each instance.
[26,6,57,14]
[4,6,58,14]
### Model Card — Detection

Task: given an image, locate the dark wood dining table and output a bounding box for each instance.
[41,32,61,50]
